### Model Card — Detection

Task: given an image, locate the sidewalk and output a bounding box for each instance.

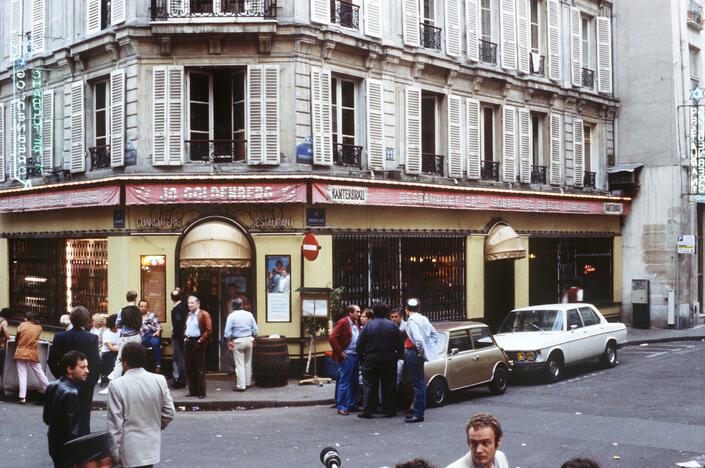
[625,324,705,345]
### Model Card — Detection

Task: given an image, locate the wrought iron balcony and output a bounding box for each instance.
[45,167,72,182]
[529,53,545,76]
[333,143,363,168]
[688,0,704,29]
[330,0,359,29]
[582,67,595,88]
[583,171,596,188]
[480,160,500,181]
[151,0,277,19]
[420,23,442,50]
[186,139,246,163]
[479,39,498,64]
[89,145,111,170]
[422,153,444,175]
[531,165,547,184]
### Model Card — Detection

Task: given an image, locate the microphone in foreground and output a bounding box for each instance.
[320,446,341,468]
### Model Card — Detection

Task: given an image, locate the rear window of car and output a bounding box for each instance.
[579,307,600,326]
[470,327,495,349]
[448,330,472,352]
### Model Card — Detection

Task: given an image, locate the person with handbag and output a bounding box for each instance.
[139,299,162,373]
[15,311,50,404]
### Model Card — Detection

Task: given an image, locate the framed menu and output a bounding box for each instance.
[140,255,167,322]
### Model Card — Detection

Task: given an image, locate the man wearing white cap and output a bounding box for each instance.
[403,297,439,423]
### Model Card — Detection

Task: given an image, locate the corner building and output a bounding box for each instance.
[0,0,626,370]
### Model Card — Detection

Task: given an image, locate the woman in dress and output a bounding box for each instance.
[138,300,162,373]
[14,311,49,403]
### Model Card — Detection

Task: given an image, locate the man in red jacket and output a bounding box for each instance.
[328,304,361,415]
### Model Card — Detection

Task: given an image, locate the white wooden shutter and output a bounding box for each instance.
[247,66,263,165]
[502,105,516,182]
[403,0,420,47]
[500,0,517,70]
[111,0,126,25]
[516,0,530,74]
[110,69,125,167]
[311,0,330,24]
[367,79,385,170]
[41,89,53,173]
[547,0,561,81]
[405,87,422,174]
[167,67,184,165]
[597,16,613,94]
[570,7,582,87]
[466,98,481,179]
[549,113,562,185]
[573,118,584,187]
[87,0,101,35]
[263,65,280,165]
[447,95,462,177]
[70,81,85,173]
[31,0,45,56]
[466,0,480,62]
[11,0,22,59]
[446,0,461,57]
[0,104,5,182]
[518,108,530,183]
[311,68,332,166]
[365,0,383,38]
[152,67,168,166]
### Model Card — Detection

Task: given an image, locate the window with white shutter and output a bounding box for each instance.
[152,68,168,166]
[263,66,280,165]
[41,89,53,173]
[405,87,422,174]
[31,0,45,56]
[311,0,330,24]
[403,0,420,47]
[110,69,125,167]
[112,0,126,25]
[570,7,582,87]
[70,81,86,173]
[466,98,481,179]
[11,0,22,59]
[367,79,385,170]
[0,104,5,182]
[365,0,383,38]
[596,16,613,93]
[502,105,516,182]
[547,0,561,81]
[500,0,517,70]
[87,0,101,35]
[573,118,584,187]
[446,0,461,57]
[167,67,184,165]
[466,0,480,62]
[518,108,530,183]
[516,0,530,73]
[311,67,332,166]
[247,65,280,165]
[447,95,462,177]
[549,112,562,185]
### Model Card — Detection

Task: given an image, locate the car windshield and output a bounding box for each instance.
[499,309,563,333]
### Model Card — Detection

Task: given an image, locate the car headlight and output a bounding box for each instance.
[516,351,537,362]
[525,351,537,361]
[516,352,525,361]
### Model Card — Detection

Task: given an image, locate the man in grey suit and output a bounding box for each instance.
[107,342,175,468]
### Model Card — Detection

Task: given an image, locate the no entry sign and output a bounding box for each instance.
[302,233,320,261]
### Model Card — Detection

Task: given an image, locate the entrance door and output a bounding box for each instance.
[484,259,515,332]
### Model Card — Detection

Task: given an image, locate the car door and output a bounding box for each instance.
[444,329,475,390]
[578,306,604,358]
[562,308,588,362]
[469,326,499,384]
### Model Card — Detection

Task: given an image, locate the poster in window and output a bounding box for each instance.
[266,255,291,322]
[141,255,167,322]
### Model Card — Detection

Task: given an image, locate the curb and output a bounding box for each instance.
[92,398,335,412]
[624,335,705,346]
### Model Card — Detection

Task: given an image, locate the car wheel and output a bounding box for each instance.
[427,378,449,407]
[488,367,508,395]
[545,354,564,383]
[599,342,617,368]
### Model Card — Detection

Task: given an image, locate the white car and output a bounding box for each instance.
[493,304,627,382]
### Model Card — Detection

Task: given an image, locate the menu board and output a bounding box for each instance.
[141,256,167,322]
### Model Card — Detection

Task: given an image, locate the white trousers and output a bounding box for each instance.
[108,334,142,380]
[232,337,254,390]
[16,359,49,399]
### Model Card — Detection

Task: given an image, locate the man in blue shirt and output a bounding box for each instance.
[223,298,258,391]
[404,297,439,423]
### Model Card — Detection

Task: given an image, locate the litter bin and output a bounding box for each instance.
[632,279,650,329]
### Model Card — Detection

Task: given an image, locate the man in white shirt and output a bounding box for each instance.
[404,298,439,423]
[447,413,509,468]
[223,298,259,391]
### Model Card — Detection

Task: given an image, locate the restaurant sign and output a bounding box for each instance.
[690,105,705,194]
[126,183,307,205]
[0,186,120,213]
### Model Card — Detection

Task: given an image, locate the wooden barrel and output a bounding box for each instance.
[253,336,289,388]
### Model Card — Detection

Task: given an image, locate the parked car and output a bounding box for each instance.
[423,321,510,407]
[493,304,627,382]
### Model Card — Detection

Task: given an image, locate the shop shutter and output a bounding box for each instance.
[110,69,125,167]
[41,89,54,173]
[516,0,530,74]
[152,67,168,166]
[311,0,330,24]
[168,0,188,15]
[549,112,562,185]
[31,0,45,56]
[500,0,517,70]
[570,7,582,87]
[518,108,530,183]
[263,65,280,165]
[465,0,479,62]
[447,95,462,177]
[547,0,561,81]
[446,0,461,57]
[87,0,101,35]
[70,81,85,173]
[365,0,383,38]
[367,78,385,170]
[111,0,126,25]
[502,105,516,182]
[403,0,420,47]
[466,98,481,179]
[597,16,613,94]
[0,104,5,182]
[167,67,184,165]
[405,87,422,174]
[573,118,584,187]
[311,67,332,166]
[11,0,22,59]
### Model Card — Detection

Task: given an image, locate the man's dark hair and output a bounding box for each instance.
[0,308,12,319]
[125,290,138,302]
[106,314,118,329]
[388,308,401,318]
[121,342,147,369]
[170,289,182,302]
[138,299,149,307]
[371,301,388,319]
[561,458,601,468]
[232,298,244,310]
[395,459,436,468]
[345,304,359,315]
[466,413,503,446]
[60,350,87,375]
[70,306,90,328]
[362,309,374,321]
[25,311,39,324]
[120,305,142,331]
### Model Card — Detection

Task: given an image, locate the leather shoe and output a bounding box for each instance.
[404,415,424,423]
[185,393,195,398]
[337,409,349,416]
[172,381,185,389]
[357,412,373,419]
[198,395,206,399]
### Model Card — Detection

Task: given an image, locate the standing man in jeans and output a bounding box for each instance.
[403,297,439,423]
[223,298,258,392]
[169,288,188,389]
[183,296,212,399]
[328,304,361,415]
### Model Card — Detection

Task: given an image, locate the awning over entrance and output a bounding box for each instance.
[180,220,252,268]
[485,224,527,261]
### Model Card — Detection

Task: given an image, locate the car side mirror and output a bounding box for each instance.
[450,348,459,356]
[570,324,578,331]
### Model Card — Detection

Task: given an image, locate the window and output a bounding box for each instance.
[421,94,437,156]
[470,327,495,349]
[583,124,592,172]
[482,107,494,162]
[101,0,111,29]
[94,81,109,148]
[578,307,600,326]
[530,0,541,53]
[448,330,472,352]
[690,46,701,86]
[581,15,595,71]
[481,0,492,42]
[331,78,357,147]
[567,309,583,329]
[531,114,542,165]
[421,0,435,25]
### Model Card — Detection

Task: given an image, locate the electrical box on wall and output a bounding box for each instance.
[631,279,650,329]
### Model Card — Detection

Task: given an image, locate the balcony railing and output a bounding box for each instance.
[330,0,359,29]
[90,145,111,170]
[582,67,595,88]
[531,165,547,184]
[151,0,277,20]
[480,160,500,181]
[422,153,444,175]
[186,139,246,163]
[529,53,545,76]
[479,39,498,64]
[420,23,442,50]
[333,143,363,168]
[583,171,596,189]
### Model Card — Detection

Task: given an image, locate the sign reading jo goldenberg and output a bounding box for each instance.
[126,183,307,205]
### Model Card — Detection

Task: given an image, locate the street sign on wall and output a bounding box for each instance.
[677,234,696,255]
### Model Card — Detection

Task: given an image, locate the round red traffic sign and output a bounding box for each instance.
[302,233,320,261]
